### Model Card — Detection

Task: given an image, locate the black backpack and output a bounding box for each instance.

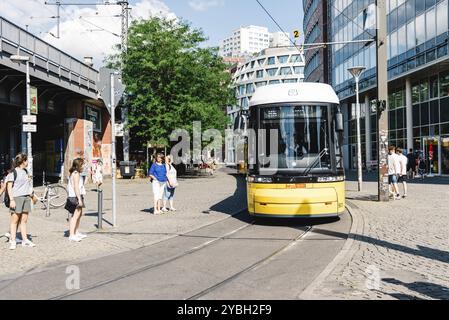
[3,169,27,208]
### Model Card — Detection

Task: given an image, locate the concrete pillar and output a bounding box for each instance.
[406,78,413,152]
[365,95,372,166]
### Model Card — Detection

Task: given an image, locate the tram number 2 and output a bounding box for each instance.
[221,305,272,316]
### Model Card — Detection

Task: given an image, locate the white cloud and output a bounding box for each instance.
[188,0,224,12]
[1,0,176,68]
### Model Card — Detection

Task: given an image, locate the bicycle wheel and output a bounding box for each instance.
[48,184,68,208]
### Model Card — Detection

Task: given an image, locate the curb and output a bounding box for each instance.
[298,200,364,300]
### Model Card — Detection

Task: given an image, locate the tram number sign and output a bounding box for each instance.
[23,124,37,133]
[293,30,301,38]
[22,115,37,123]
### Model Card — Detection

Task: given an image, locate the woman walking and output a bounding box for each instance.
[65,158,87,242]
[5,153,36,250]
[163,155,178,212]
[149,153,167,215]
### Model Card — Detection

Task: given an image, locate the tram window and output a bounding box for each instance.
[259,105,332,172]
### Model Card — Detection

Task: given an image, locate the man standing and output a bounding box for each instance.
[397,148,409,198]
[406,149,416,179]
[388,146,401,200]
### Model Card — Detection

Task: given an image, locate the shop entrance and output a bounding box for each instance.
[422,136,440,176]
[441,136,449,175]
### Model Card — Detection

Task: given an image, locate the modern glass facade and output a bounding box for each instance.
[328,0,449,175]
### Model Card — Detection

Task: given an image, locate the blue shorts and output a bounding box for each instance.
[389,175,398,184]
[164,186,176,201]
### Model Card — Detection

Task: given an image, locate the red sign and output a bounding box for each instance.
[429,143,434,161]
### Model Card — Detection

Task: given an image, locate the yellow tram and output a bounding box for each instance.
[244,83,346,218]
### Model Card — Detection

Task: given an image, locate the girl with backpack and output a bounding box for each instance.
[64,158,87,242]
[162,155,178,212]
[5,153,36,250]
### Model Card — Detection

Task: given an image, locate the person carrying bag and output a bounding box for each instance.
[163,155,178,212]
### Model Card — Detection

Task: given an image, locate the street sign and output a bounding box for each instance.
[23,124,37,133]
[30,86,38,114]
[115,123,124,137]
[98,67,126,113]
[22,115,37,123]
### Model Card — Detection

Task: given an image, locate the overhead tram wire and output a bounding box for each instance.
[79,16,121,37]
[255,0,374,53]
[254,0,304,53]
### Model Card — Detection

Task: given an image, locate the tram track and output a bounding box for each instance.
[49,218,313,300]
[49,215,256,300]
[186,226,313,300]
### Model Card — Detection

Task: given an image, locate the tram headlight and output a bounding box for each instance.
[317,176,345,183]
[247,176,273,183]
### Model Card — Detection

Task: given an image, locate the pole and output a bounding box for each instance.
[120,1,130,163]
[25,60,33,178]
[376,0,390,202]
[111,73,117,227]
[356,76,363,192]
[97,188,103,229]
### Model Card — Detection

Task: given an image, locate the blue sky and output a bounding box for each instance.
[4,0,304,66]
[144,0,304,47]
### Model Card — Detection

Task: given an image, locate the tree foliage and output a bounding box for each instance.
[118,17,233,147]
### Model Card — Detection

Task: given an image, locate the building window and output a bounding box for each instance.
[290,54,303,63]
[256,70,264,78]
[255,81,267,87]
[266,68,278,77]
[283,79,298,83]
[267,57,276,65]
[269,80,280,84]
[279,67,293,75]
[293,66,304,75]
[278,55,289,64]
[441,71,449,97]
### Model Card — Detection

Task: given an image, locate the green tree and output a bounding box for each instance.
[118,17,233,148]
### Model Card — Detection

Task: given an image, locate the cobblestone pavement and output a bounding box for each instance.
[0,168,247,280]
[303,173,449,300]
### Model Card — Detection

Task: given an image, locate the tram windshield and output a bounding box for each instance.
[258,105,334,174]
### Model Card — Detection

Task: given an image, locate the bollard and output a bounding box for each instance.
[97,188,103,229]
[46,190,51,217]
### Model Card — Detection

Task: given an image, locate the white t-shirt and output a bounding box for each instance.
[166,164,178,187]
[5,168,33,197]
[388,153,401,176]
[67,171,87,197]
[398,154,408,175]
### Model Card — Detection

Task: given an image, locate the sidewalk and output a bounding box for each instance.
[0,168,247,279]
[302,172,449,300]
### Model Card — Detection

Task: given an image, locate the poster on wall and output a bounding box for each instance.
[85,105,102,133]
[30,86,38,114]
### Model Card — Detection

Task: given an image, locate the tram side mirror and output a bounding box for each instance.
[335,111,344,132]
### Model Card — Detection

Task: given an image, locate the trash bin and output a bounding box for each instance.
[119,161,137,179]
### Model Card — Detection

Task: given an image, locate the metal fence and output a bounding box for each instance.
[0,16,98,91]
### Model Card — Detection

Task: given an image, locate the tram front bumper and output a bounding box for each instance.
[248,184,345,217]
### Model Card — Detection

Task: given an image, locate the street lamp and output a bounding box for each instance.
[10,55,33,178]
[348,66,366,192]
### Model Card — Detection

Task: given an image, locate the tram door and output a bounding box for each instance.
[423,137,440,175]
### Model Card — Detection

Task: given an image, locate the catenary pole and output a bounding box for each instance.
[111,72,117,227]
[376,0,390,202]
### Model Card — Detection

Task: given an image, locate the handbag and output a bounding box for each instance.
[64,197,79,212]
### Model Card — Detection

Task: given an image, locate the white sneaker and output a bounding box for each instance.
[170,208,177,212]
[5,232,10,239]
[76,233,88,239]
[69,235,82,242]
[161,208,169,212]
[22,239,36,247]
[9,241,16,250]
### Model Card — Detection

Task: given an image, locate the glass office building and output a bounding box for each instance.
[329,0,449,174]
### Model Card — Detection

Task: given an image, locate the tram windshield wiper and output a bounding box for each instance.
[301,148,329,177]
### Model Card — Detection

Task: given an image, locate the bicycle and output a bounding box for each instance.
[36,182,68,210]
